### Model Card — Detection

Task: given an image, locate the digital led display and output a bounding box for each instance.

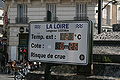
[60,33,74,40]
[68,43,78,50]
[55,42,78,50]
[55,42,64,50]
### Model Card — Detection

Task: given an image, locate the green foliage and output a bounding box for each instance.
[103,56,112,63]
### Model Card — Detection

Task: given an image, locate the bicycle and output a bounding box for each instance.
[14,65,30,80]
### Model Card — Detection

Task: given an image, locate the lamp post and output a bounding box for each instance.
[97,0,117,34]
[98,0,102,34]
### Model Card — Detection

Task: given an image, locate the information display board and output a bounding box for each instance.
[29,21,92,65]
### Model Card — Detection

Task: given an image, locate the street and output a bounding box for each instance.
[0,74,14,80]
[0,72,120,80]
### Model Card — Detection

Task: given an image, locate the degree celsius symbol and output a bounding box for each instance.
[77,34,81,40]
[75,34,81,40]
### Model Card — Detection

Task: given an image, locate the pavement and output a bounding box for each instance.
[0,71,120,80]
[0,74,14,80]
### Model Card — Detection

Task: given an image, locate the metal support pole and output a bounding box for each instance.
[44,11,52,80]
[44,63,52,80]
[98,0,102,34]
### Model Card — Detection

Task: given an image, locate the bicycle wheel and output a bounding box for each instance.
[14,72,23,80]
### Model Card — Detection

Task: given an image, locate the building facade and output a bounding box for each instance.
[0,8,3,53]
[0,8,3,34]
[117,4,120,24]
[99,0,119,32]
[4,0,118,61]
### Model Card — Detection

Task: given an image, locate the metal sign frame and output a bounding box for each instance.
[28,21,92,65]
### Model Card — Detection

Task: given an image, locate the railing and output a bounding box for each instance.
[15,17,28,24]
[44,17,58,21]
[74,17,88,21]
[93,32,120,41]
[93,32,120,63]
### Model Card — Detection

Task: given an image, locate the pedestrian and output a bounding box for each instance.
[11,60,17,74]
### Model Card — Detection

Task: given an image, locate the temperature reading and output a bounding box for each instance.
[60,33,74,40]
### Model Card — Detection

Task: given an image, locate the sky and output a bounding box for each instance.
[0,0,4,8]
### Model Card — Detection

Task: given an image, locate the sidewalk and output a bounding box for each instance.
[26,71,120,80]
[0,74,14,80]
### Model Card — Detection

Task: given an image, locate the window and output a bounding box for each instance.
[119,7,120,10]
[107,29,112,32]
[16,4,27,23]
[102,29,106,32]
[106,5,110,25]
[17,4,27,18]
[75,3,87,20]
[0,17,2,20]
[46,3,56,21]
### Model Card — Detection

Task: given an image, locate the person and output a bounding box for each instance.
[11,60,16,68]
[5,61,12,74]
[0,55,5,73]
[11,60,18,75]
[25,61,31,74]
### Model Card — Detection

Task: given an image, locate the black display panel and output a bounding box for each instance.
[68,43,78,50]
[55,42,78,50]
[60,33,74,40]
[55,42,64,50]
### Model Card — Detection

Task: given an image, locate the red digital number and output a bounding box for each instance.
[60,42,64,50]
[69,43,78,50]
[55,42,64,50]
